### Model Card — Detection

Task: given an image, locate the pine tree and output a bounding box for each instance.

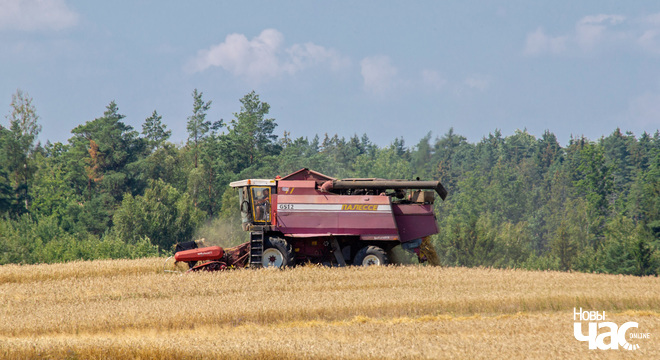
[142,110,171,151]
[4,89,41,211]
[224,91,278,173]
[186,89,213,168]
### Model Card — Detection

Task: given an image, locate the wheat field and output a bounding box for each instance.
[1,258,659,359]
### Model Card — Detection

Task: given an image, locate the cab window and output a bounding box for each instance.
[238,187,251,224]
[250,187,271,222]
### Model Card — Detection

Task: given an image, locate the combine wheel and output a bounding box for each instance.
[354,246,389,266]
[262,237,295,268]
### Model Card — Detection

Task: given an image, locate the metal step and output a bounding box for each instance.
[250,231,264,268]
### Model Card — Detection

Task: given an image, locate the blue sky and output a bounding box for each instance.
[1,1,660,148]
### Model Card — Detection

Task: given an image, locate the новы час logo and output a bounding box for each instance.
[573,307,650,350]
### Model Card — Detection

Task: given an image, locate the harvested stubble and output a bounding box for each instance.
[1,258,659,359]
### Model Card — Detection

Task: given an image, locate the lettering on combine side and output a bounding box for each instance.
[341,204,378,211]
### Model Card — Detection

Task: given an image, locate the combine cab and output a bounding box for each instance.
[170,168,447,271]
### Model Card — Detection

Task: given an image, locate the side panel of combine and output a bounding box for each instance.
[275,194,400,240]
[391,204,438,242]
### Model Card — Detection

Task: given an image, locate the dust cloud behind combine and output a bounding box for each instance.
[192,216,247,249]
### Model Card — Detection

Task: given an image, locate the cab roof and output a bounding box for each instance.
[229,179,276,187]
[229,168,334,188]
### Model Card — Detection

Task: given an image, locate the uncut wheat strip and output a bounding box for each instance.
[3,265,659,304]
[0,257,163,284]
[1,268,656,326]
[6,290,655,338]
[5,259,660,291]
[1,266,659,336]
[1,265,657,306]
[1,312,658,360]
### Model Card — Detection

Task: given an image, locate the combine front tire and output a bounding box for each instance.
[262,237,295,268]
[353,246,389,266]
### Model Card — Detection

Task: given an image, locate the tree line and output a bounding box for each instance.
[1,89,658,275]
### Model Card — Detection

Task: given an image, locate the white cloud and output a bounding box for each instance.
[421,69,446,90]
[0,0,78,31]
[360,55,398,94]
[642,13,660,25]
[638,30,660,54]
[575,14,625,50]
[637,12,660,54]
[523,27,567,56]
[286,42,349,73]
[186,29,349,81]
[187,29,282,79]
[523,14,626,56]
[464,74,491,91]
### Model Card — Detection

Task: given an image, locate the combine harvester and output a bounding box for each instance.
[169,168,447,271]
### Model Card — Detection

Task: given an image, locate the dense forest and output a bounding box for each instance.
[1,89,658,275]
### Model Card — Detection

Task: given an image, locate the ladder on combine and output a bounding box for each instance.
[249,231,264,268]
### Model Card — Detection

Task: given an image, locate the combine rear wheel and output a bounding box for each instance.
[354,246,389,266]
[262,237,295,268]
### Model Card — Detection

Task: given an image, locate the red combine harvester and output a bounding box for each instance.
[171,168,447,271]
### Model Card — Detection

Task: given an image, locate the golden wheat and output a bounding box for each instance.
[0,257,162,284]
[1,259,658,359]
